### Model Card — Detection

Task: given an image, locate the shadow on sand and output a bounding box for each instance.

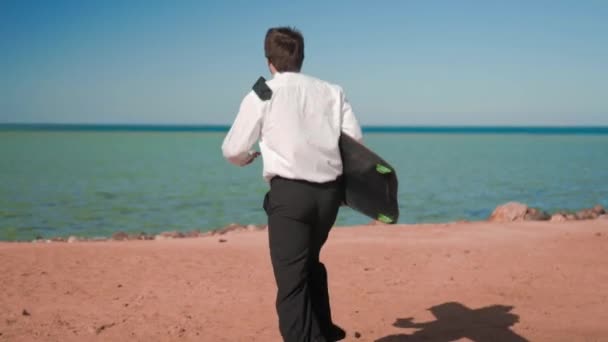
[375,302,528,342]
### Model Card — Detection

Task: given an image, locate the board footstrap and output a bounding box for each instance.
[376,164,392,174]
[377,214,394,224]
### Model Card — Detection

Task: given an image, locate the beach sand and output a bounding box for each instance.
[1,220,607,341]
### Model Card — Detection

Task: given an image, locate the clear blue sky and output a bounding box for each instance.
[1,0,607,125]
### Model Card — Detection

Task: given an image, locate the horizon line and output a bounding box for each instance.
[1,123,608,134]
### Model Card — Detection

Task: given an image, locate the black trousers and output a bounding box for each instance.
[263,176,343,342]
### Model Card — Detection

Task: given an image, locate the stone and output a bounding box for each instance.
[67,236,79,243]
[524,208,550,221]
[489,202,528,222]
[598,214,608,220]
[111,231,129,241]
[576,209,599,220]
[183,230,201,238]
[550,213,567,222]
[154,231,185,240]
[128,232,152,240]
[592,205,606,215]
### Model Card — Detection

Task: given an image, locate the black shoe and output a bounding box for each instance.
[327,324,346,341]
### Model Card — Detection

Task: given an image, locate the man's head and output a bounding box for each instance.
[264,27,304,73]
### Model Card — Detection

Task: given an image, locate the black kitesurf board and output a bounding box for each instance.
[339,134,400,223]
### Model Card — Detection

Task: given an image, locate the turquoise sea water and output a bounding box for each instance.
[1,128,607,241]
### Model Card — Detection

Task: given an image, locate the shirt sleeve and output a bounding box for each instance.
[221,92,263,166]
[339,87,363,142]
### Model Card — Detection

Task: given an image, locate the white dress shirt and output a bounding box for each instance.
[221,72,363,183]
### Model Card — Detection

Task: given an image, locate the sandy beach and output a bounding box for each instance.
[1,220,607,341]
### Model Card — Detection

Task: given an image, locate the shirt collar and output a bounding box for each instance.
[273,71,299,79]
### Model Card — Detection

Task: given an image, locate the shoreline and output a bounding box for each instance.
[3,123,608,135]
[2,202,605,243]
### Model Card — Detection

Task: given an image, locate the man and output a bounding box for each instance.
[222,26,362,342]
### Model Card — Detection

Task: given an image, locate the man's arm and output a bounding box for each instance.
[221,92,263,166]
[339,87,363,142]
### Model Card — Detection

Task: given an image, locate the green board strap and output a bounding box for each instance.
[376,164,392,174]
[377,214,394,224]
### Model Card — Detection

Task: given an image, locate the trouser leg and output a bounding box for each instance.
[310,184,342,338]
[309,259,331,336]
[266,182,326,342]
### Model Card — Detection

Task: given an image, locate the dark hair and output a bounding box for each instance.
[264,27,304,72]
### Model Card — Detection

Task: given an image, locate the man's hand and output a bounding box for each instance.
[243,151,261,166]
